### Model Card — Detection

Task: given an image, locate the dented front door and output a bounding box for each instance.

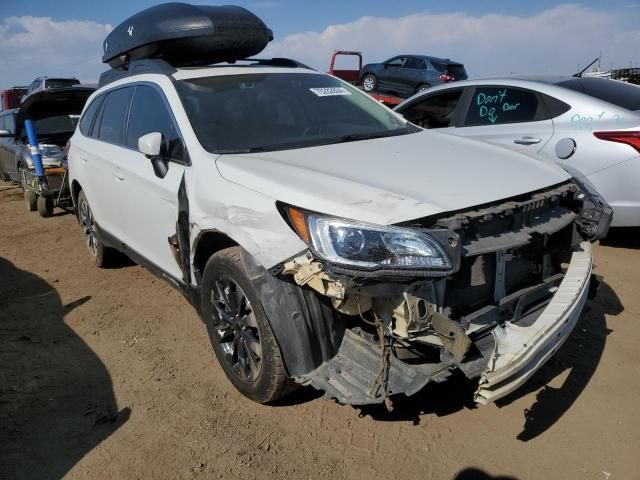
[115,84,189,280]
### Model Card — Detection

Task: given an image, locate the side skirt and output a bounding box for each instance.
[97,224,203,317]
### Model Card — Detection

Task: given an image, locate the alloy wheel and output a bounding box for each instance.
[363,76,375,92]
[210,275,263,383]
[79,199,98,257]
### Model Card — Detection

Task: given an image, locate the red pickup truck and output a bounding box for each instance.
[1,87,28,111]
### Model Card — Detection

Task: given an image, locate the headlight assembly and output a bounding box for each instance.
[284,206,453,271]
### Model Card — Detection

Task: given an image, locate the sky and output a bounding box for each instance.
[1,0,639,88]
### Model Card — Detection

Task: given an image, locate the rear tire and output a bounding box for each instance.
[25,191,37,212]
[416,83,431,94]
[362,74,377,92]
[77,190,110,267]
[36,195,53,217]
[201,247,292,403]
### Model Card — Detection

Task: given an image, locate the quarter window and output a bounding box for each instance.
[126,86,186,161]
[97,87,133,144]
[465,87,541,126]
[401,90,463,129]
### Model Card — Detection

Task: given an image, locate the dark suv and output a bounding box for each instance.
[360,55,467,98]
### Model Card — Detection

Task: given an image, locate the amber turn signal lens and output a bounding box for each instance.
[288,207,310,243]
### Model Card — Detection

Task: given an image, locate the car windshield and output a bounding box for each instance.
[557,78,640,111]
[175,72,417,153]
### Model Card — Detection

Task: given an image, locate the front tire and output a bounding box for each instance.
[201,247,291,403]
[362,74,377,92]
[77,190,110,267]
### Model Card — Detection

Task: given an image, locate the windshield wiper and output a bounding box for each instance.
[337,128,412,143]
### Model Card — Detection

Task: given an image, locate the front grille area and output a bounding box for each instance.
[426,183,581,319]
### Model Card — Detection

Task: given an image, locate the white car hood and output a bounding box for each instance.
[216,130,571,225]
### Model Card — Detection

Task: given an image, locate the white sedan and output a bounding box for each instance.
[395,76,640,227]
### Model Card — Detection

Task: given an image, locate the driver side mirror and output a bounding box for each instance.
[138,132,169,178]
[0,129,13,138]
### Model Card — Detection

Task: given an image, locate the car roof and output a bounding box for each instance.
[93,64,323,94]
[393,55,461,64]
[410,76,570,93]
[172,65,320,80]
[395,74,640,113]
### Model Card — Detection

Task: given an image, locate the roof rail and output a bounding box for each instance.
[244,57,315,70]
[97,57,314,88]
[98,59,177,88]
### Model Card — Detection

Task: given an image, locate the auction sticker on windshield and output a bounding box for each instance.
[309,87,352,97]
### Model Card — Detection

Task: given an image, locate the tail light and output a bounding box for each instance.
[65,139,71,156]
[439,73,454,82]
[593,131,640,153]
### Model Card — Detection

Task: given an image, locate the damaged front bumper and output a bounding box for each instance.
[295,241,592,406]
[279,182,606,407]
[474,241,592,404]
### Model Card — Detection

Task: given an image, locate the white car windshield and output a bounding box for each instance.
[176,72,418,153]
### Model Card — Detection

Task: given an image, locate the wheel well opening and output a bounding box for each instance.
[193,231,238,283]
[71,180,82,209]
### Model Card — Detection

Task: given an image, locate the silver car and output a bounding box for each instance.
[394,76,640,227]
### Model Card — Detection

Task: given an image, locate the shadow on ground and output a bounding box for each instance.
[600,227,640,249]
[454,468,519,480]
[354,279,621,440]
[0,257,129,480]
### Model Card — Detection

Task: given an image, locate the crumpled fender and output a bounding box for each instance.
[239,248,346,377]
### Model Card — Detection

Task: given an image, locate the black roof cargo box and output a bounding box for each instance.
[102,3,274,69]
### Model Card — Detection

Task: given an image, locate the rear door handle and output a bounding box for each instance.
[514,137,542,145]
[112,169,124,181]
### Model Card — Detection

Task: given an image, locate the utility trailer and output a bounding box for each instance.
[21,165,71,217]
[328,50,403,107]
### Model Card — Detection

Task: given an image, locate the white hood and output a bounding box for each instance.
[216,130,570,225]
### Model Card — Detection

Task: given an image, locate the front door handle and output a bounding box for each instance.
[112,169,124,181]
[514,136,542,145]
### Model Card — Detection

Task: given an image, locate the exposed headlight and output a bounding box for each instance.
[284,207,452,270]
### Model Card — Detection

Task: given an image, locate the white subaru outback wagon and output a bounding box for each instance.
[68,56,611,407]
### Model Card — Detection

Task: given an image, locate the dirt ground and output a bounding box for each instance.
[1,180,639,480]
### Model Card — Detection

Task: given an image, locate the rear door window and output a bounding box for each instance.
[79,95,105,137]
[97,87,133,145]
[404,57,425,70]
[0,113,14,132]
[5,113,16,134]
[557,78,640,111]
[464,87,542,126]
[401,89,464,128]
[126,85,186,162]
